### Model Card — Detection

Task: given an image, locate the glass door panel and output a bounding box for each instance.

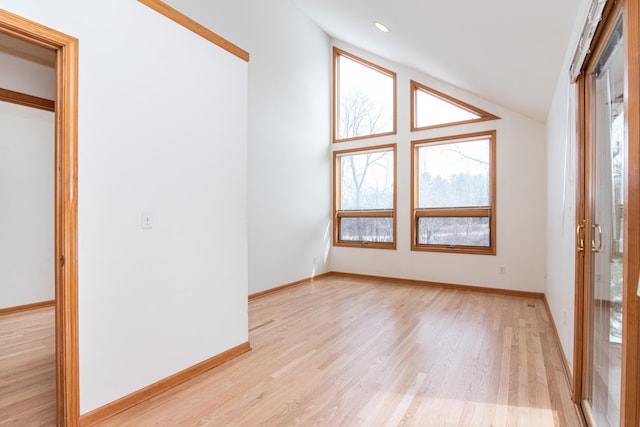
[585,14,624,427]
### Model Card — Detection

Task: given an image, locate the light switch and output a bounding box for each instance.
[141,211,153,229]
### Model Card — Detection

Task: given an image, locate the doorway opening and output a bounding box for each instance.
[0,9,79,426]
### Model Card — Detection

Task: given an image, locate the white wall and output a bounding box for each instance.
[165,0,332,294]
[0,0,593,411]
[546,75,578,374]
[163,1,550,297]
[330,41,548,293]
[0,0,249,414]
[545,0,592,375]
[0,50,55,99]
[0,101,54,309]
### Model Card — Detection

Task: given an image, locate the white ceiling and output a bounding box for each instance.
[293,0,583,123]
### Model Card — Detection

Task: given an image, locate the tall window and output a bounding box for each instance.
[411,131,496,255]
[333,48,396,142]
[334,144,396,249]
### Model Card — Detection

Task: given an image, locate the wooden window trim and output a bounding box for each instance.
[411,131,496,255]
[415,207,491,218]
[333,47,397,143]
[410,80,499,132]
[333,143,397,249]
[338,209,394,218]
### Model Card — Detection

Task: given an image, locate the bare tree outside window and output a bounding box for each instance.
[340,87,391,139]
[416,140,490,246]
[334,144,395,249]
[412,132,496,254]
[335,48,395,141]
[341,150,393,210]
[337,147,394,244]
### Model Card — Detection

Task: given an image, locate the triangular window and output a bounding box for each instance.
[411,80,499,131]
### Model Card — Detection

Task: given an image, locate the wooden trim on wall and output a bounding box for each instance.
[0,300,55,316]
[138,0,249,62]
[248,271,545,302]
[0,87,54,111]
[542,296,574,389]
[0,8,80,426]
[79,342,251,427]
[55,26,79,427]
[330,271,545,299]
[249,271,548,302]
[249,272,334,301]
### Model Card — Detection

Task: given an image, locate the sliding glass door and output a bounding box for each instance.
[576,0,640,425]
[582,12,624,425]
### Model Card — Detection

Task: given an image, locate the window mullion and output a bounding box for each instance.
[415,208,490,218]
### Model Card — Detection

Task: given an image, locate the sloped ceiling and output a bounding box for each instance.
[293,0,583,123]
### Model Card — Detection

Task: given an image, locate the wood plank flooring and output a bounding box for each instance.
[94,276,581,426]
[0,306,56,426]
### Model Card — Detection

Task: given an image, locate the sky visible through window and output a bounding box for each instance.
[338,54,394,139]
[339,149,394,211]
[415,90,480,128]
[418,139,489,209]
[414,135,493,250]
[418,139,490,208]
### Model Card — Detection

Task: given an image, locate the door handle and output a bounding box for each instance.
[591,224,603,253]
[576,221,585,252]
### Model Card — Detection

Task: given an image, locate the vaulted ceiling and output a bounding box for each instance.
[293,0,583,123]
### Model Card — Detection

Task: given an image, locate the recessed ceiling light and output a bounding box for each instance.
[374,21,389,33]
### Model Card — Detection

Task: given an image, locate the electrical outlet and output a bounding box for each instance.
[499,266,506,274]
[313,257,317,265]
[563,310,568,325]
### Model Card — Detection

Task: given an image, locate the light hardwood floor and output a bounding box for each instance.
[0,306,56,426]
[94,276,581,426]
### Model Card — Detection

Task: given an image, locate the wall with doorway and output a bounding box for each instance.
[0,101,54,309]
[0,0,249,415]
[0,42,55,309]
